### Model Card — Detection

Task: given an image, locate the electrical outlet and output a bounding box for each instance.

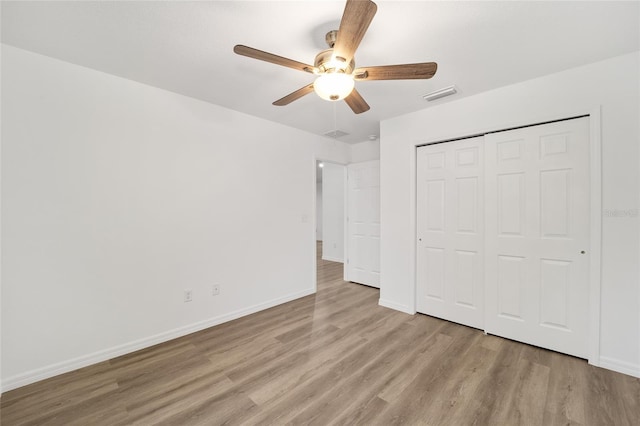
[212,285,220,296]
[184,289,193,302]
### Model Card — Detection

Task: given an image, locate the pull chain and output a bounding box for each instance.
[333,102,337,139]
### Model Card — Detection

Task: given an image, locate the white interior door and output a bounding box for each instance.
[485,117,590,358]
[346,160,380,288]
[416,137,484,329]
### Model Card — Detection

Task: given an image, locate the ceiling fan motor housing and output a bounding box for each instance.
[325,30,338,48]
[314,48,355,74]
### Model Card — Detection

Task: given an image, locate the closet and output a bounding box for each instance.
[416,117,590,358]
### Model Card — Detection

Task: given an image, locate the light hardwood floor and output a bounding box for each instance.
[2,242,639,425]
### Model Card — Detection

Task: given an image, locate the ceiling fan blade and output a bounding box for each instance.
[333,0,377,65]
[273,84,315,106]
[234,45,316,74]
[344,88,370,114]
[354,63,438,81]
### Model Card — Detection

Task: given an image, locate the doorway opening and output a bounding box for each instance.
[315,160,346,291]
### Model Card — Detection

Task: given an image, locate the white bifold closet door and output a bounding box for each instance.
[485,118,590,358]
[416,117,590,359]
[416,136,484,329]
[346,160,380,288]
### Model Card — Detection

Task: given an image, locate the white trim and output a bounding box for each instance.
[588,107,603,366]
[0,288,315,393]
[322,255,344,263]
[344,161,352,283]
[0,31,3,394]
[379,298,416,315]
[343,165,349,281]
[312,156,319,294]
[409,140,418,314]
[0,28,3,393]
[598,356,640,378]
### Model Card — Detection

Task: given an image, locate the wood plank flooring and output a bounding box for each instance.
[2,241,639,425]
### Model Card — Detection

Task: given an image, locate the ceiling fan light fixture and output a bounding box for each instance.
[314,72,355,101]
[234,0,436,114]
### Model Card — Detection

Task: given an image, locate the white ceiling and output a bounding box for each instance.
[2,1,639,144]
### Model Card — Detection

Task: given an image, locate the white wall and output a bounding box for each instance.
[0,45,349,392]
[380,51,640,377]
[316,180,323,241]
[321,162,345,263]
[349,139,380,163]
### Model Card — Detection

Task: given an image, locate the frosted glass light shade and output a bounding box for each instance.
[314,73,355,101]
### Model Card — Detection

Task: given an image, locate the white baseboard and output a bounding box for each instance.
[321,255,344,263]
[0,288,315,394]
[598,356,640,378]
[379,298,416,315]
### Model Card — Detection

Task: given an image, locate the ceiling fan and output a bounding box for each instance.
[233,0,437,114]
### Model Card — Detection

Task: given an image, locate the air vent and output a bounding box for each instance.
[324,129,349,139]
[423,85,457,102]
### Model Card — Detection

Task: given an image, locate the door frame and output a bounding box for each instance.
[410,107,603,366]
[312,157,348,292]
